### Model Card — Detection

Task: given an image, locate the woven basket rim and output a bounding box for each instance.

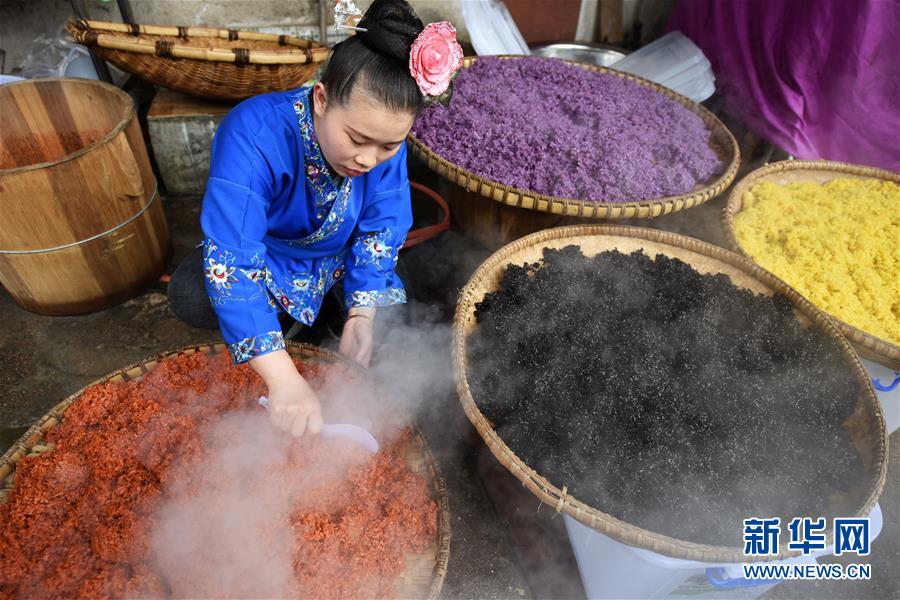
[722,159,900,369]
[68,18,330,64]
[452,224,888,563]
[0,341,450,600]
[408,55,741,220]
[0,77,135,176]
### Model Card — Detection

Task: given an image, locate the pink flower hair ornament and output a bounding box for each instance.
[334,1,463,100]
[408,22,463,98]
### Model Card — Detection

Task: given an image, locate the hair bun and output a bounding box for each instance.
[356,0,424,62]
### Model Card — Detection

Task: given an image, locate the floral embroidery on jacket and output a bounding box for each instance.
[204,240,239,304]
[349,287,407,308]
[240,253,269,301]
[289,88,352,247]
[230,330,285,363]
[351,228,405,275]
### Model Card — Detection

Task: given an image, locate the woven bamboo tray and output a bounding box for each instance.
[452,224,887,563]
[408,56,740,248]
[66,19,329,100]
[0,342,450,599]
[723,160,900,370]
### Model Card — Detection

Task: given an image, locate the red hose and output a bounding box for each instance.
[404,181,450,249]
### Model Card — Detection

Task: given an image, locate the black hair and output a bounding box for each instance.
[320,0,425,114]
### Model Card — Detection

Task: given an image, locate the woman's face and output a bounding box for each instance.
[312,82,415,178]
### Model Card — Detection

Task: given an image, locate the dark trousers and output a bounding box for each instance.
[167,246,221,330]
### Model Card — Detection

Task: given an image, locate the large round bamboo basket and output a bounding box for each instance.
[452,225,887,563]
[723,160,900,370]
[0,342,450,600]
[67,19,329,100]
[409,56,741,250]
[0,77,170,315]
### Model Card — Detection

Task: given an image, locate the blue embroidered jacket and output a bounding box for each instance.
[200,86,412,364]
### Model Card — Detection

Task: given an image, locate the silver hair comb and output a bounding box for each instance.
[334,0,367,32]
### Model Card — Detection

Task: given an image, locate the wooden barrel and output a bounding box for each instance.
[441,183,586,250]
[0,78,170,315]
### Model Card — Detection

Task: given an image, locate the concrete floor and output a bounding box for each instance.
[2,160,897,598]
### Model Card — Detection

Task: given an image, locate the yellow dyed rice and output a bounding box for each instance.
[734,177,900,345]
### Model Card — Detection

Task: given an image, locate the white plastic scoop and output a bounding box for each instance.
[257,396,379,453]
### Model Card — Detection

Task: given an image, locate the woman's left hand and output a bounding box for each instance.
[339,308,376,367]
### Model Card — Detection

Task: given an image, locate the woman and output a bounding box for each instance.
[167,0,463,437]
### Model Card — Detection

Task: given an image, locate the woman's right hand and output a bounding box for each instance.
[250,350,323,437]
[266,374,323,437]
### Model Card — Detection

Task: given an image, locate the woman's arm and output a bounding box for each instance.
[340,144,414,367]
[339,306,377,367]
[201,99,323,437]
[251,350,323,436]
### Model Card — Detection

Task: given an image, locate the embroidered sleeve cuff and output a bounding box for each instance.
[228,330,286,364]
[345,287,407,309]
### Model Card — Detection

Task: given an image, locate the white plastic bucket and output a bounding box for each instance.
[670,73,716,103]
[612,32,710,85]
[660,64,714,94]
[859,358,899,434]
[564,504,882,599]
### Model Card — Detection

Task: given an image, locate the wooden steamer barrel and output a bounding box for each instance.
[0,78,170,315]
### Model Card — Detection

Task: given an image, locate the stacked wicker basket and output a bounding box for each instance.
[67,19,329,100]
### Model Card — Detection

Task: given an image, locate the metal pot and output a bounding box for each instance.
[530,43,627,67]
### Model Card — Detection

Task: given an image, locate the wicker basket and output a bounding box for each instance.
[722,160,900,370]
[0,342,450,600]
[408,56,741,248]
[452,224,887,563]
[66,19,329,100]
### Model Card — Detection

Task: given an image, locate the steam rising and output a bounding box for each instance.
[137,297,455,597]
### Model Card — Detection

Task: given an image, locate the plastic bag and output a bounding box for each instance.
[17,24,128,83]
[18,26,87,79]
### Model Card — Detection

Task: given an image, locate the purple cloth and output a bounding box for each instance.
[668,0,900,171]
